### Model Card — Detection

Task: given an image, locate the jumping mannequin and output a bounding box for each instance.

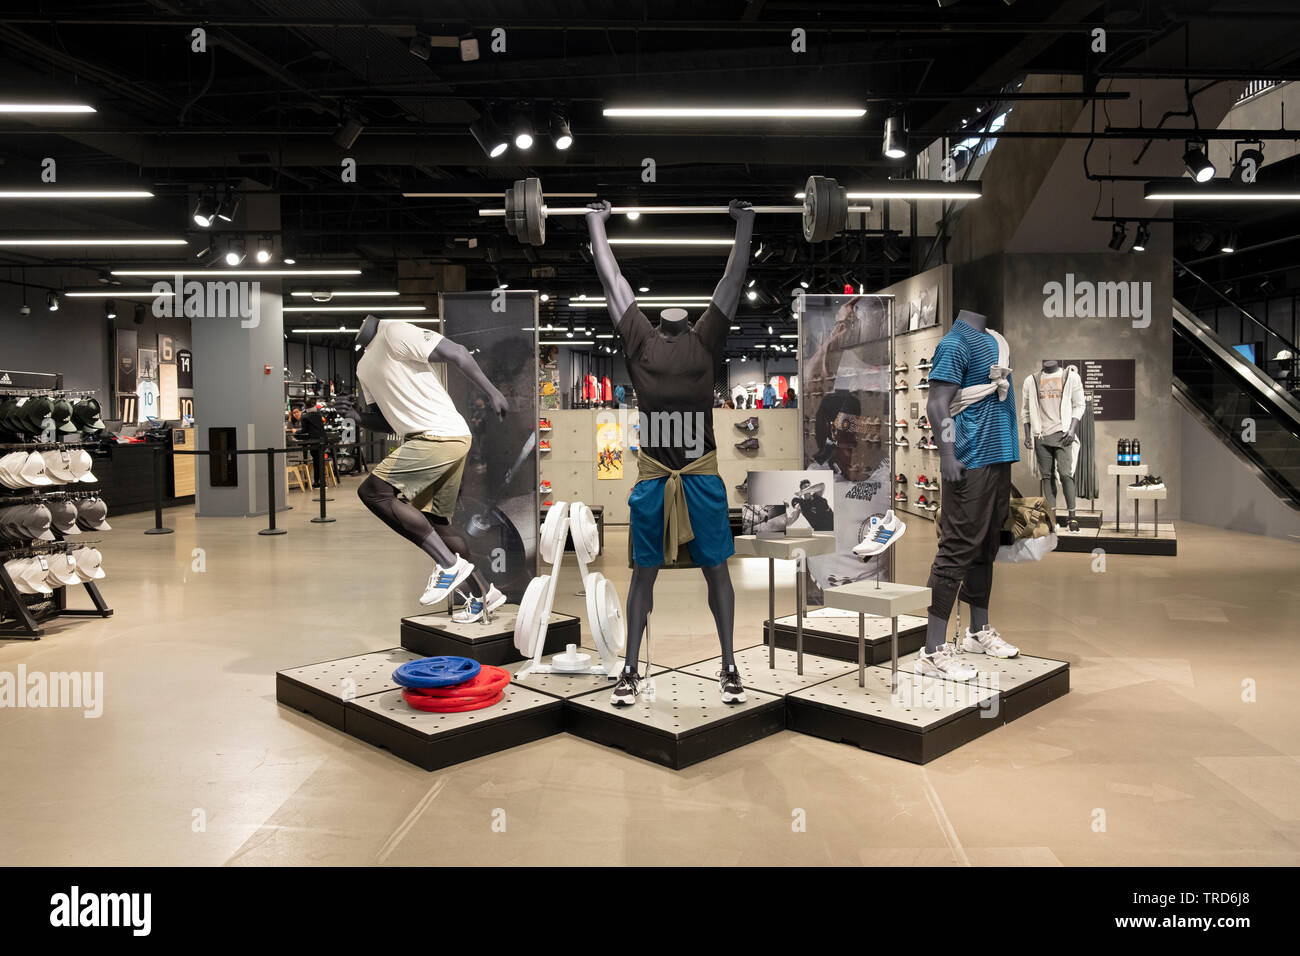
[922,310,1022,681]
[1022,358,1085,532]
[344,315,509,620]
[585,198,754,707]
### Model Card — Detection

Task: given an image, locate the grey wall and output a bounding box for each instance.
[193,287,287,517]
[956,252,1179,520]
[0,284,110,393]
[1179,404,1300,541]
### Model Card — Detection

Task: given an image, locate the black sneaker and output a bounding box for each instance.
[735,416,759,432]
[735,437,760,451]
[719,668,746,704]
[735,479,748,495]
[1069,518,1079,532]
[610,670,641,707]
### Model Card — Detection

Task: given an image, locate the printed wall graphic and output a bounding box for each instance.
[116,329,138,393]
[1059,358,1136,421]
[159,363,180,419]
[538,345,559,410]
[135,348,159,422]
[741,469,834,537]
[596,420,624,479]
[881,263,951,336]
[800,294,895,602]
[176,348,193,389]
[441,292,539,604]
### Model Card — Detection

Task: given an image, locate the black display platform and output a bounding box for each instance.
[767,610,928,663]
[564,670,786,770]
[785,651,1070,764]
[346,684,564,772]
[1054,523,1177,555]
[276,647,423,731]
[401,605,581,665]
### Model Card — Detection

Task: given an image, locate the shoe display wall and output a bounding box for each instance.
[888,318,947,523]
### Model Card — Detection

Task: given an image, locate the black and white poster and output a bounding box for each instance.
[440,293,539,604]
[1060,358,1136,421]
[176,348,193,389]
[800,294,895,600]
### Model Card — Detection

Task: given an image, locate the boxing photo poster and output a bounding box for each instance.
[595,420,624,479]
[799,293,896,601]
[440,292,539,603]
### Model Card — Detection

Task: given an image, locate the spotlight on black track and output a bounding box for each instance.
[333,115,365,150]
[1220,229,1238,254]
[1182,140,1216,183]
[512,104,535,150]
[104,299,117,320]
[549,109,573,150]
[408,33,432,60]
[216,188,240,223]
[1131,222,1150,252]
[46,291,59,312]
[470,114,508,158]
[883,108,908,160]
[193,192,218,228]
[1108,221,1127,251]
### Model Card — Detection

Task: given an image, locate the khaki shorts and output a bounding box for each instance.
[372,434,471,518]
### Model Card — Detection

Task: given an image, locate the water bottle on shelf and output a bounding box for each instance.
[1118,437,1129,466]
[1132,437,1141,466]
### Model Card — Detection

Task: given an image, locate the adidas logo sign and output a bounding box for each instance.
[0,373,11,384]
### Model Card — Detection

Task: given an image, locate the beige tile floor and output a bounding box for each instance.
[1,479,1297,866]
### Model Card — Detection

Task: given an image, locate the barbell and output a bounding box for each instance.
[479,175,870,247]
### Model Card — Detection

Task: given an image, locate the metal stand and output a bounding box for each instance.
[795,561,806,676]
[310,443,335,524]
[258,446,287,536]
[768,557,775,669]
[144,445,174,535]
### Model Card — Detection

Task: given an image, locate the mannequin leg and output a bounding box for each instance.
[1053,444,1077,516]
[959,465,1011,633]
[700,562,736,669]
[622,565,660,673]
[425,516,489,596]
[357,474,459,568]
[1035,438,1059,513]
[925,464,1008,651]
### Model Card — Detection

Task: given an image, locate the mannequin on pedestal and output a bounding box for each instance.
[1022,359,1086,532]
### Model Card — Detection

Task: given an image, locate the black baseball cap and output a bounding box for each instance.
[71,398,106,432]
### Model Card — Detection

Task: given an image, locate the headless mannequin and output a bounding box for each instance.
[924,309,994,651]
[344,315,508,599]
[1023,359,1082,522]
[586,199,754,676]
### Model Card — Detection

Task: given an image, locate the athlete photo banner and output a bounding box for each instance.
[799,293,895,602]
[595,420,623,479]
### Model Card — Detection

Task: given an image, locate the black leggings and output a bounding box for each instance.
[357,474,488,595]
[623,562,736,673]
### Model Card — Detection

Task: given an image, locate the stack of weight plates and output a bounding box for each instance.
[392,656,511,713]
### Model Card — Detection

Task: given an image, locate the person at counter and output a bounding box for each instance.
[296,403,328,487]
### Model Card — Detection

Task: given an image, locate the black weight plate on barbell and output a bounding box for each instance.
[521,177,546,246]
[503,182,519,237]
[802,175,832,242]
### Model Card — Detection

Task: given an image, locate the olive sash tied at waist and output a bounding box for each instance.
[635,449,720,561]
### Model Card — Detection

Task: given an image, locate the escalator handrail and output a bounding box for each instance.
[1173,299,1300,432]
[1173,257,1300,356]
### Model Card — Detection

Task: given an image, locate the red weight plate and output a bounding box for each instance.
[406,665,511,699]
[402,688,505,712]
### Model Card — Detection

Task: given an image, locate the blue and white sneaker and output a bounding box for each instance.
[852,509,907,558]
[452,584,506,623]
[419,556,475,607]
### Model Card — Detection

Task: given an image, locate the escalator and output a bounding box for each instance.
[1172,299,1300,510]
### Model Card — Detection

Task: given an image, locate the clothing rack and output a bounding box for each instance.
[0,490,102,508]
[0,387,98,398]
[0,440,89,451]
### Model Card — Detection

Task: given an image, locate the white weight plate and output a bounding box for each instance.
[571,501,600,562]
[585,572,625,656]
[513,575,550,656]
[540,501,569,564]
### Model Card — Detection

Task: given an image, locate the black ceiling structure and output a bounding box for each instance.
[1,1,1299,353]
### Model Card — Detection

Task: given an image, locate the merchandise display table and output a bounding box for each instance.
[733,532,838,674]
[822,580,932,691]
[1106,463,1147,531]
[1124,483,1168,535]
[401,605,581,666]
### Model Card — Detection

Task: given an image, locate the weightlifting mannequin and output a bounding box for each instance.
[585,198,754,706]
[1022,359,1084,532]
[922,310,1022,682]
[344,315,509,619]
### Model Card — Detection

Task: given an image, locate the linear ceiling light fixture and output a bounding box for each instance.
[283,305,426,313]
[795,182,982,200]
[603,106,865,118]
[0,102,95,113]
[607,238,734,246]
[1144,181,1300,201]
[290,290,398,297]
[111,268,362,277]
[0,190,152,199]
[0,238,186,246]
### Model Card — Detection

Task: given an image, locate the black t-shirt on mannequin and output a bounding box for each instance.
[618,301,725,470]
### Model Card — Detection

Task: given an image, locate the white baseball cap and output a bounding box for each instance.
[73,547,106,581]
[18,557,54,595]
[44,552,82,588]
[41,448,77,483]
[19,451,55,487]
[5,558,43,595]
[70,448,98,483]
[0,452,27,488]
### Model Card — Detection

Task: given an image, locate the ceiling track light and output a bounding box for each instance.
[256,237,273,264]
[1108,221,1127,251]
[1182,139,1216,183]
[193,192,218,227]
[470,112,509,159]
[408,33,432,60]
[104,299,117,320]
[333,114,365,150]
[512,103,535,150]
[216,188,241,223]
[1131,221,1150,252]
[225,239,246,266]
[1231,144,1265,184]
[1220,229,1238,254]
[46,291,59,312]
[548,108,573,150]
[883,108,908,160]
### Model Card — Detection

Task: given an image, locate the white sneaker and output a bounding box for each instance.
[852,509,907,557]
[914,645,978,682]
[452,584,506,623]
[419,556,475,606]
[960,626,1020,658]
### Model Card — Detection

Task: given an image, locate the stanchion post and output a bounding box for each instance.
[144,444,174,535]
[258,446,287,536]
[312,440,335,523]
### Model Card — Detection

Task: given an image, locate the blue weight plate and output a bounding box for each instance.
[392,656,482,689]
